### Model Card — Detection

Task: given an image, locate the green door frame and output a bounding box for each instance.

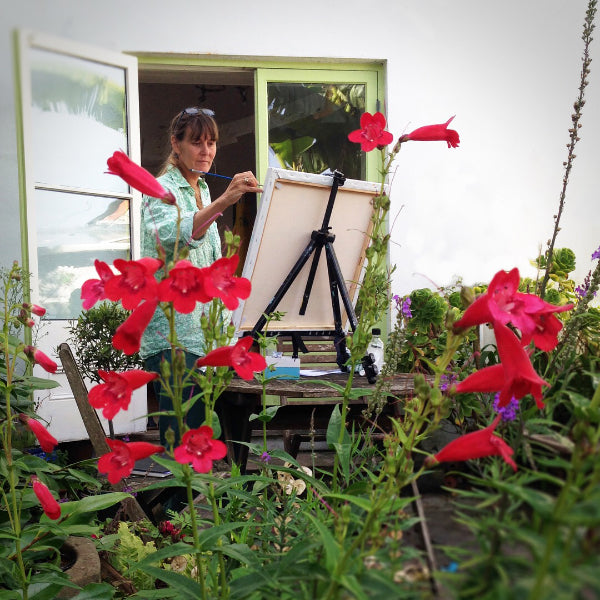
[135,54,386,185]
[254,66,382,184]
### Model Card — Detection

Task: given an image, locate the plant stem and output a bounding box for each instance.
[540,0,596,298]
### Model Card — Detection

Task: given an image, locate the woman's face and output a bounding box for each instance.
[173,129,217,174]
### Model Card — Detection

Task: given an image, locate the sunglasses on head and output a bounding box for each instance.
[174,107,216,132]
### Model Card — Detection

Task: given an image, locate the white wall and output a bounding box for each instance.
[1,0,598,295]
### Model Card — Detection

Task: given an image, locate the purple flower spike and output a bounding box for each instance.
[493,392,519,422]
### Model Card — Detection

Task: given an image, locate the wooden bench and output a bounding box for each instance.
[219,336,419,472]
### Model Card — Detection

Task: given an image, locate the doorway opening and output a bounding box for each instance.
[138,66,258,267]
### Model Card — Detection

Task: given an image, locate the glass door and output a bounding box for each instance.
[15,30,145,441]
[255,68,382,184]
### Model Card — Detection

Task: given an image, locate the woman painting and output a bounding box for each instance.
[140,107,261,448]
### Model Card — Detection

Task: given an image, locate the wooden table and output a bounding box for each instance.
[218,372,419,472]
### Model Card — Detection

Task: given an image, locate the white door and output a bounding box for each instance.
[15,30,146,442]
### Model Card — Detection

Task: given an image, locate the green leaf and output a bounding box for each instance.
[248,405,279,423]
[58,492,131,516]
[218,543,258,566]
[270,136,315,167]
[69,583,117,600]
[327,405,352,480]
[306,513,340,573]
[27,578,68,600]
[326,405,350,446]
[202,409,222,438]
[323,492,372,512]
[196,522,248,550]
[133,541,195,569]
[139,566,205,599]
[229,568,271,600]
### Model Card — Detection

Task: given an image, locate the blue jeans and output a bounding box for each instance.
[143,349,205,450]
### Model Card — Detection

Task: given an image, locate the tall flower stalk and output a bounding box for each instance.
[539,0,597,299]
[335,113,461,487]
[91,152,266,597]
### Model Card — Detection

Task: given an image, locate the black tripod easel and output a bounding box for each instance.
[249,170,358,370]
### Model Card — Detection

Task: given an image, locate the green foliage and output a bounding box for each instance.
[111,521,160,591]
[67,302,142,383]
[391,286,478,378]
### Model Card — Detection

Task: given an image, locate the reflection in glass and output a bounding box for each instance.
[35,189,130,319]
[30,47,128,193]
[267,82,365,179]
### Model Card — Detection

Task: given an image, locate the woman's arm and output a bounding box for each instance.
[192,171,261,239]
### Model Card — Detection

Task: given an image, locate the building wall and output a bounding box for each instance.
[1,0,598,295]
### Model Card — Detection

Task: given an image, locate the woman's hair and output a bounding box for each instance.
[158,108,219,175]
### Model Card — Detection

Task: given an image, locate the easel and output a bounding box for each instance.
[249,170,357,370]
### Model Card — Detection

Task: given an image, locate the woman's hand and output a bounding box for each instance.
[219,171,262,206]
[192,171,262,239]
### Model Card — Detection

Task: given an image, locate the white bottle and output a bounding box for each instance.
[367,328,385,374]
[358,328,385,376]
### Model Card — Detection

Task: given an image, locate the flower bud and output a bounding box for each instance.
[460,286,475,308]
[165,426,176,449]
[160,358,171,380]
[173,348,186,375]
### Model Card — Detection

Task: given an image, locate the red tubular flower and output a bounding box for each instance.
[112,299,158,355]
[158,259,211,313]
[18,311,35,328]
[23,345,57,374]
[348,112,394,152]
[98,438,165,485]
[197,336,267,380]
[401,116,460,148]
[453,268,573,351]
[23,303,46,317]
[454,323,549,409]
[81,259,115,310]
[203,255,251,310]
[425,415,516,471]
[173,425,227,473]
[107,150,176,203]
[104,257,162,310]
[32,476,62,520]
[89,369,159,420]
[19,414,58,452]
[522,305,573,351]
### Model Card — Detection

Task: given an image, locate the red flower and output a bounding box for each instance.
[107,150,176,203]
[158,259,211,313]
[454,323,549,409]
[104,257,162,310]
[89,369,159,420]
[112,299,158,355]
[401,116,460,148]
[453,268,573,351]
[23,345,57,374]
[23,303,46,317]
[98,438,164,484]
[173,425,227,473]
[425,415,516,471]
[348,112,394,152]
[19,414,58,452]
[522,306,572,352]
[197,336,267,380]
[81,260,115,310]
[32,476,62,520]
[203,255,251,310]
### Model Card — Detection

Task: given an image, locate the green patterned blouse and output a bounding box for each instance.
[139,166,224,359]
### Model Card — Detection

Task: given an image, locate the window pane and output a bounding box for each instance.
[30,47,128,193]
[267,82,365,179]
[35,189,130,319]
